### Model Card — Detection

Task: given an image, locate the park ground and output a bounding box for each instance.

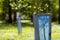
[0,20,60,40]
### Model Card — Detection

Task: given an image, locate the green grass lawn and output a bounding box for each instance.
[0,20,60,40]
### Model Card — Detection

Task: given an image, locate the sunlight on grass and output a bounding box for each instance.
[21,20,31,23]
[0,26,34,40]
[51,26,60,40]
[0,20,60,40]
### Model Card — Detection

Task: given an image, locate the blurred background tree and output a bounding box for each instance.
[0,0,59,24]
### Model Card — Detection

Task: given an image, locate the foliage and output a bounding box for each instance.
[50,0,59,21]
[0,0,4,14]
[9,0,58,18]
[0,0,59,21]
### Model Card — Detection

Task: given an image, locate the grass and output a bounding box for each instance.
[0,20,60,40]
[51,26,60,40]
[0,25,34,40]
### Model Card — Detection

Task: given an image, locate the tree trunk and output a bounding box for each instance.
[2,13,5,20]
[13,0,17,22]
[8,1,12,23]
[13,0,19,22]
[29,13,33,22]
[13,11,16,22]
[58,0,60,24]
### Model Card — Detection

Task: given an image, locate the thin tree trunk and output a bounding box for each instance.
[58,0,60,24]
[13,11,16,22]
[13,0,18,22]
[8,1,12,23]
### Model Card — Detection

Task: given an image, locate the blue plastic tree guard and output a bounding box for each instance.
[16,13,22,34]
[33,14,51,40]
[16,15,22,34]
